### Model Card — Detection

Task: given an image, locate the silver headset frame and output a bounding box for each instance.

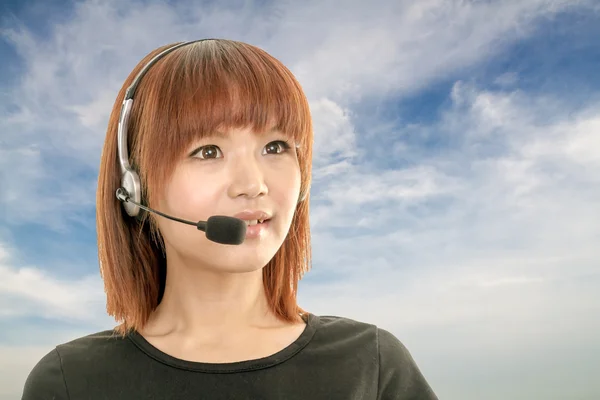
[116,40,211,217]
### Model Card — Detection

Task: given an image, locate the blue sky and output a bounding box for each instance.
[1,0,599,399]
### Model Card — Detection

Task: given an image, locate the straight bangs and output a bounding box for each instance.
[130,40,312,209]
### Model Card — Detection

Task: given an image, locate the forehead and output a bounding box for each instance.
[212,125,283,138]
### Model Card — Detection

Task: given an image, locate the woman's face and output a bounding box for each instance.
[154,125,302,273]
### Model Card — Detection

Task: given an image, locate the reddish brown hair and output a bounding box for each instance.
[96,39,313,336]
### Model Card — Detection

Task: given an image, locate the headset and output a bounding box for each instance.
[115,39,309,220]
[117,39,211,218]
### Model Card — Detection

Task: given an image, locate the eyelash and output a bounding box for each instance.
[191,140,293,160]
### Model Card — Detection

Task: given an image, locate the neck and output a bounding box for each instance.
[143,259,282,337]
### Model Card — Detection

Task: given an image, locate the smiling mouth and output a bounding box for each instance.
[245,218,270,226]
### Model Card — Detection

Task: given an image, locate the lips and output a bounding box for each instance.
[232,210,272,225]
[231,210,272,239]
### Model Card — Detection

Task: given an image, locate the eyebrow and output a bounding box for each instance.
[187,126,290,156]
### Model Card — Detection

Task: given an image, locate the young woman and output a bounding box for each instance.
[21,39,438,399]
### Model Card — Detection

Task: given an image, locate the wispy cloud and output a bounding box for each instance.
[1,0,599,399]
[0,242,108,324]
[2,0,595,227]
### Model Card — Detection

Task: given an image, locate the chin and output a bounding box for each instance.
[178,241,279,272]
[221,247,279,270]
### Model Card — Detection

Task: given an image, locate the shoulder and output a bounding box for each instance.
[21,330,123,399]
[22,346,68,399]
[315,314,378,331]
[314,314,415,354]
[375,327,438,399]
[55,329,126,354]
[313,314,438,399]
[310,314,379,350]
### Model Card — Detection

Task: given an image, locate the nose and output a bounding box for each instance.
[226,155,268,199]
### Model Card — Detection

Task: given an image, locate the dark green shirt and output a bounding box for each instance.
[21,313,438,399]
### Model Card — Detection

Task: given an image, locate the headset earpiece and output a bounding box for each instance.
[120,169,142,217]
[116,96,143,218]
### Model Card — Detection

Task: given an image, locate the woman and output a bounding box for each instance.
[22,39,438,399]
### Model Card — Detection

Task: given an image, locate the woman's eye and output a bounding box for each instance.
[194,145,222,159]
[263,140,291,155]
[192,141,291,159]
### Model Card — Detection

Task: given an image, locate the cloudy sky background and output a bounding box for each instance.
[1,0,599,399]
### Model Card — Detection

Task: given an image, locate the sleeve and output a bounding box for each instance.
[21,348,70,400]
[376,328,438,400]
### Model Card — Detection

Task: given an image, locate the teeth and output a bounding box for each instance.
[245,219,267,226]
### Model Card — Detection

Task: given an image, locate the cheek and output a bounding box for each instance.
[277,174,302,233]
[155,169,222,253]
[272,163,301,207]
[162,168,220,219]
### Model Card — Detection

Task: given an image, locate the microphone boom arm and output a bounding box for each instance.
[116,188,207,231]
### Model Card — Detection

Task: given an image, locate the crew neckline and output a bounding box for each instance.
[127,313,318,373]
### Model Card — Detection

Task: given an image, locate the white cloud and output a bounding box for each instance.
[276,0,595,100]
[1,0,596,227]
[0,142,97,230]
[493,71,520,87]
[310,98,357,166]
[0,242,109,325]
[1,0,599,399]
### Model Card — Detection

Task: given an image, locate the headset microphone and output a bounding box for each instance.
[116,188,247,245]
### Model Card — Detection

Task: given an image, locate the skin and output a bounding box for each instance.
[139,125,306,362]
